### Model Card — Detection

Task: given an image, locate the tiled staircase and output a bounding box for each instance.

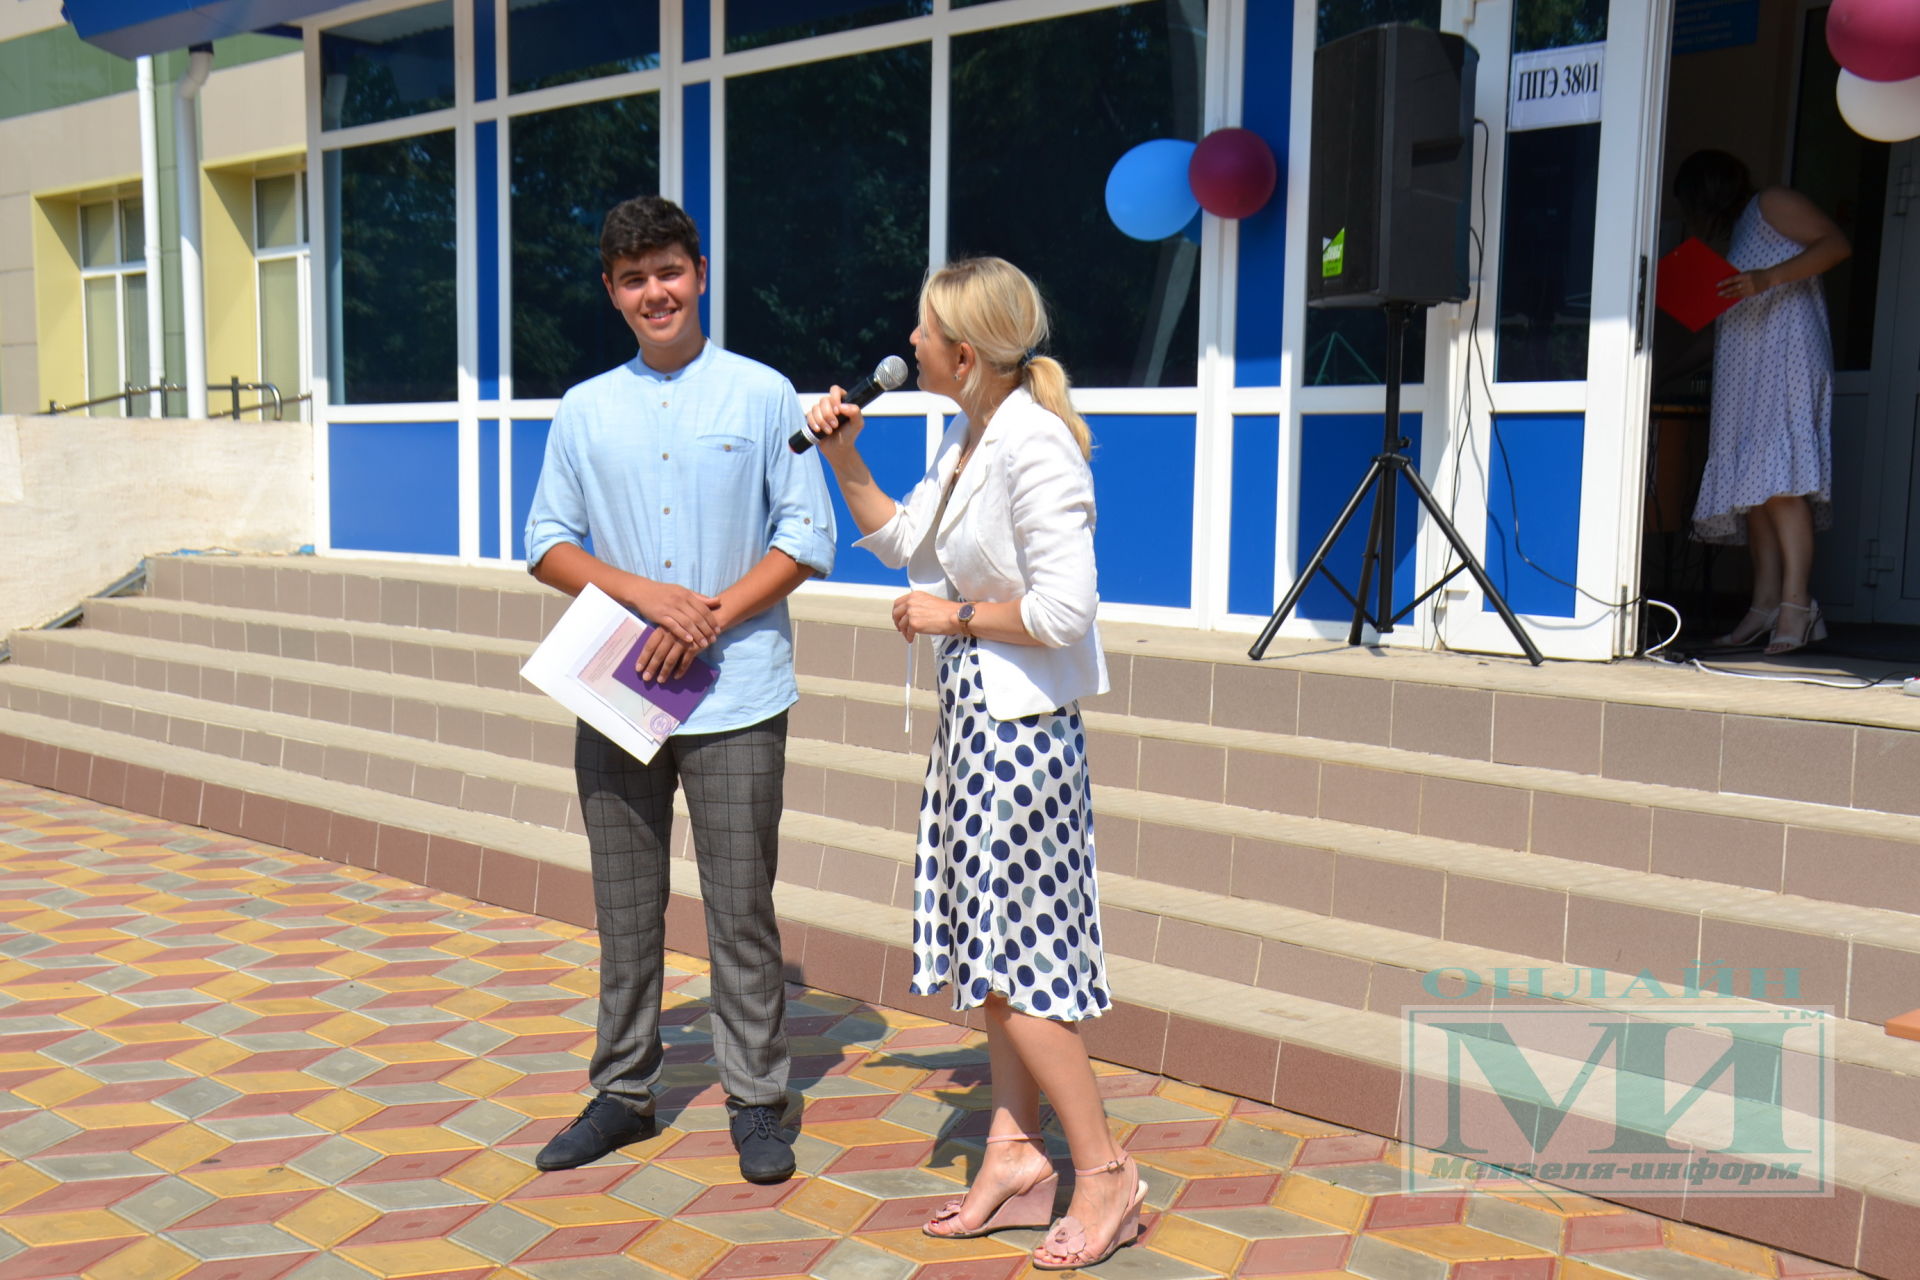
[1,552,1916,1275]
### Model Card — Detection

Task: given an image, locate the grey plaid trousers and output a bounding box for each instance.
[574,713,788,1113]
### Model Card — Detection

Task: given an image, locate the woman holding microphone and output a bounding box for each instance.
[804,257,1140,1271]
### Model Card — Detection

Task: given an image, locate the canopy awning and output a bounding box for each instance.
[62,0,345,58]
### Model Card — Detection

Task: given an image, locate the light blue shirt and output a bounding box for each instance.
[524,342,836,735]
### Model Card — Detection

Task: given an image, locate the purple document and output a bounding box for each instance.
[609,626,718,722]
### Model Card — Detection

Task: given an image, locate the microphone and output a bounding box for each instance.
[789,355,909,454]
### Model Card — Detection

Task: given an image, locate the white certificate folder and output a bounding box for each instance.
[519,583,715,765]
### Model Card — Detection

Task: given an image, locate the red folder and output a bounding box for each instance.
[1656,237,1740,332]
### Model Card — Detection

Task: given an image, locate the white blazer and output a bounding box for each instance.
[855,388,1109,720]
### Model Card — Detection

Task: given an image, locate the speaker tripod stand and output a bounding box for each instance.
[1248,302,1543,665]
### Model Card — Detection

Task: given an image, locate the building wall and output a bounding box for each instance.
[0,20,302,416]
[0,414,313,630]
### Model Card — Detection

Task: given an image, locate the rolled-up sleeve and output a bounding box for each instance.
[523,403,588,571]
[764,386,837,578]
[1010,423,1099,647]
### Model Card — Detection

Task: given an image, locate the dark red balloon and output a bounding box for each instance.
[1828,0,1920,84]
[1187,127,1278,219]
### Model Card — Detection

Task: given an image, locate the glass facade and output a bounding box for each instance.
[725,47,930,392]
[725,0,931,52]
[949,1,1206,388]
[326,133,456,404]
[511,94,661,399]
[508,0,659,93]
[320,2,456,131]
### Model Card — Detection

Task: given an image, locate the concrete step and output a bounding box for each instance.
[81,595,537,694]
[4,626,577,767]
[2,660,1914,1127]
[8,634,1920,1042]
[57,592,1920,921]
[797,671,1920,917]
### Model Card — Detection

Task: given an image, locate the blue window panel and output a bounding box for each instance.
[330,421,460,556]
[827,417,923,588]
[1235,0,1292,387]
[1295,413,1424,622]
[1228,415,1280,616]
[685,0,710,60]
[473,0,496,100]
[479,419,500,559]
[1087,414,1194,610]
[510,418,552,562]
[683,80,710,336]
[476,119,500,399]
[1484,412,1582,618]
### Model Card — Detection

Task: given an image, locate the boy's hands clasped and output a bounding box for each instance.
[625,578,722,681]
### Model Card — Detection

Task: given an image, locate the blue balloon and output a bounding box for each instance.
[1105,139,1199,241]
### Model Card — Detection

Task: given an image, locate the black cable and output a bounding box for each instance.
[1441,117,1641,615]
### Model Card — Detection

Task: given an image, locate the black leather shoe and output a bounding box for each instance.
[535,1094,657,1171]
[730,1104,795,1184]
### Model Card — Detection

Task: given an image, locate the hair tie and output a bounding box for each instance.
[1018,348,1038,370]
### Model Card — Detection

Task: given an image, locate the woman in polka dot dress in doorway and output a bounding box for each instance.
[804,258,1144,1272]
[1678,150,1851,655]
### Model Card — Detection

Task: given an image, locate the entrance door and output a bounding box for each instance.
[1432,0,1666,660]
[1866,139,1920,623]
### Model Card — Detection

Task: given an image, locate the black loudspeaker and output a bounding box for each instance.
[1308,23,1477,307]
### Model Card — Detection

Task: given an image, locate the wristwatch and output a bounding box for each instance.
[956,602,976,636]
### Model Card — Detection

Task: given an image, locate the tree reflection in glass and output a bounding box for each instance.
[510,94,661,398]
[725,47,930,391]
[327,133,456,404]
[949,1,1207,388]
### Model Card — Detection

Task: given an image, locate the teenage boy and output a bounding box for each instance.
[522,195,834,1183]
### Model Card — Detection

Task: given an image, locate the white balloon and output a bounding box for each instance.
[1836,68,1920,142]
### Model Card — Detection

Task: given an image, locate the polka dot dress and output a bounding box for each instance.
[1691,196,1834,545]
[910,637,1110,1021]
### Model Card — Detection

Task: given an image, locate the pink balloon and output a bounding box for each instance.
[1828,0,1920,84]
[1187,128,1278,219]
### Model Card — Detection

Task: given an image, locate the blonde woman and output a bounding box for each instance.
[804,258,1141,1271]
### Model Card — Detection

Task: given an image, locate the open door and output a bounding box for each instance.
[1429,0,1669,660]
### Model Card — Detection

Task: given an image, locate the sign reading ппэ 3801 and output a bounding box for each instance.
[1403,994,1832,1197]
[1508,41,1605,132]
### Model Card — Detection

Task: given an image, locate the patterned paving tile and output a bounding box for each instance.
[0,781,1874,1280]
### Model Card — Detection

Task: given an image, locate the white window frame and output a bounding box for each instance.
[255,171,313,422]
[305,0,1235,637]
[78,196,148,417]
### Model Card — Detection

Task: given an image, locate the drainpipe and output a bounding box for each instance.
[136,56,165,416]
[174,43,213,419]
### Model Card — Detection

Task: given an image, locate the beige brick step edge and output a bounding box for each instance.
[799,672,1920,849]
[6,626,570,729]
[0,665,581,830]
[147,553,1920,740]
[83,595,539,663]
[0,707,1912,1273]
[21,617,1920,909]
[0,699,1913,1092]
[65,593,1920,858]
[4,655,1917,1042]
